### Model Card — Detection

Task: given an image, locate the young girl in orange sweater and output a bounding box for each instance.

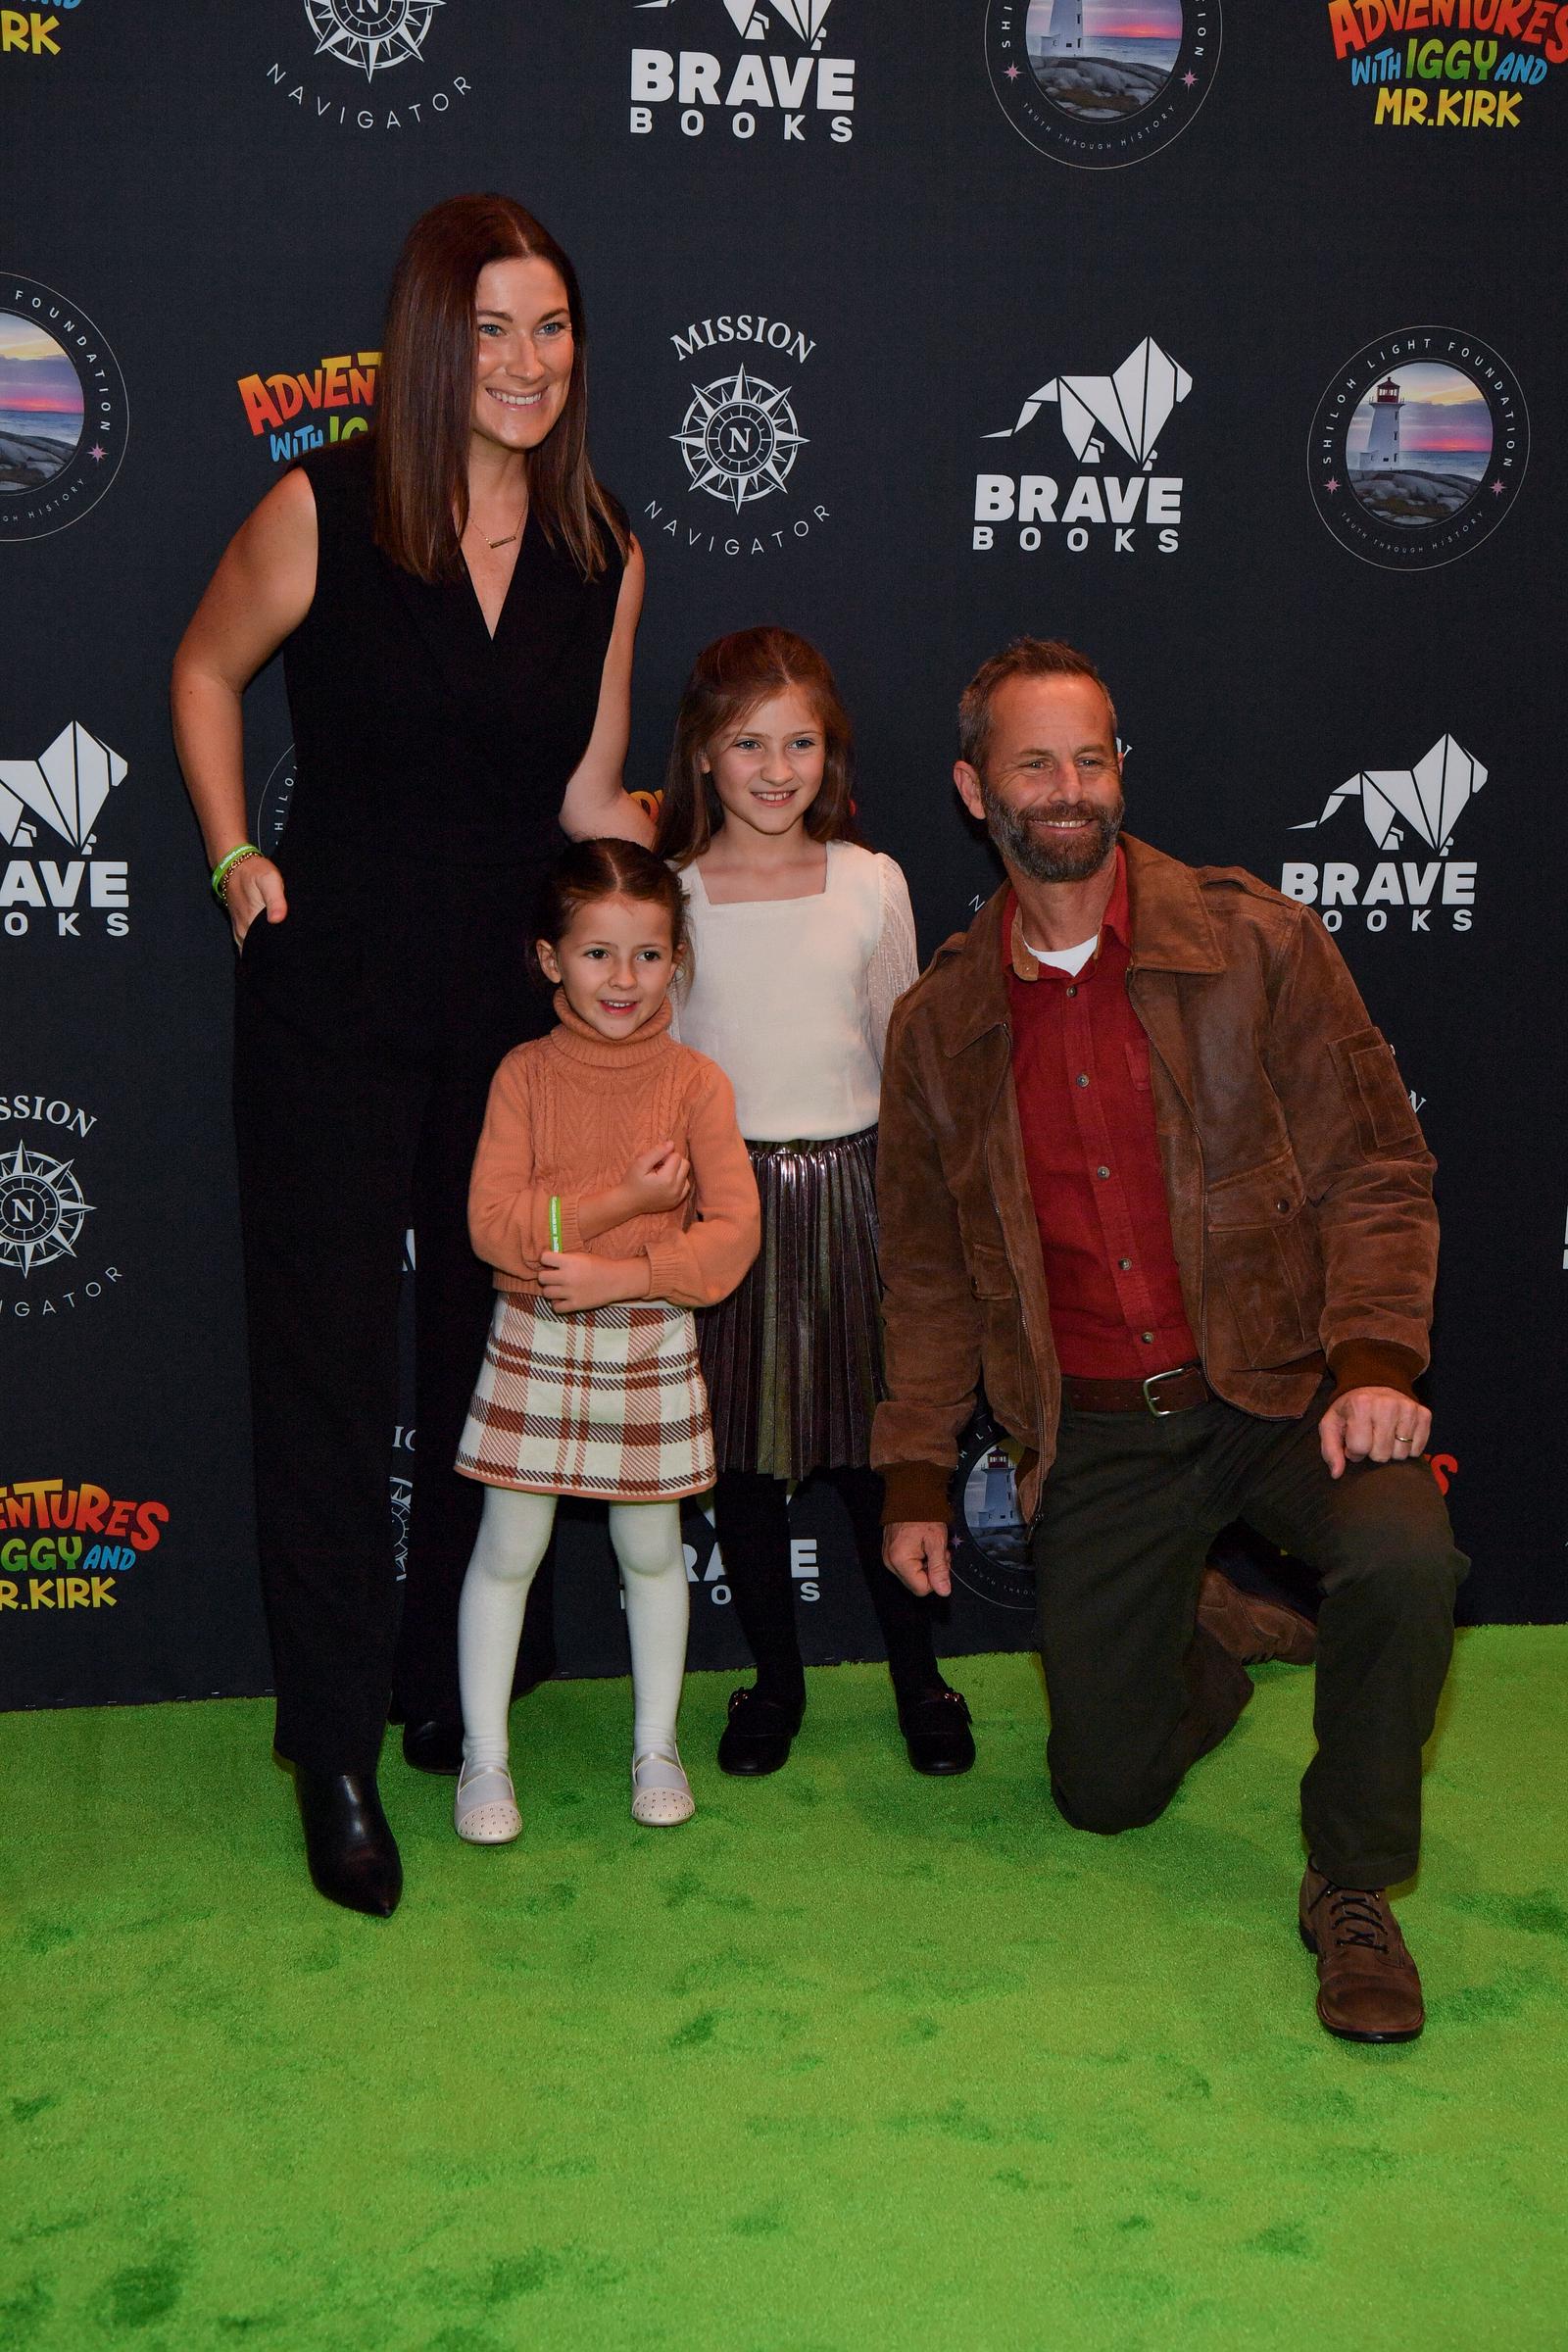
[453,840,760,1843]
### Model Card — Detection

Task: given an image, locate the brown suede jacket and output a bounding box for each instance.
[872,835,1438,1528]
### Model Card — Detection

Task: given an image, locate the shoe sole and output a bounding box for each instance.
[1299,1922,1424,2041]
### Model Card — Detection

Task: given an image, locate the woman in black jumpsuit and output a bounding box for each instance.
[172,197,648,1915]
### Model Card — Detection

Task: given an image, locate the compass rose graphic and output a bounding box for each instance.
[304,0,443,78]
[0,1145,94,1277]
[673,367,808,510]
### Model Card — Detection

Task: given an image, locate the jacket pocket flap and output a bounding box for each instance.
[1332,1028,1421,1152]
[967,1244,1015,1299]
[1205,1152,1304,1230]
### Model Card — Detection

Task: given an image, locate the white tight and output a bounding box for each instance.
[456,1486,690,1772]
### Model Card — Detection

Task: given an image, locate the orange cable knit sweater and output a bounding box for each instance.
[468,993,760,1308]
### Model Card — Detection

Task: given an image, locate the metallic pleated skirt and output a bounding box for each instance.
[698,1126,882,1483]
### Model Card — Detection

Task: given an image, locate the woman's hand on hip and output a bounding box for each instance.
[228,856,289,949]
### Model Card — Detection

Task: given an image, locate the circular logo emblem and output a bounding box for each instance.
[255,744,297,857]
[674,367,807,509]
[0,1142,93,1277]
[985,1,1221,171]
[389,1472,412,1579]
[1308,328,1529,570]
[303,0,441,75]
[948,1415,1035,1612]
[0,277,128,543]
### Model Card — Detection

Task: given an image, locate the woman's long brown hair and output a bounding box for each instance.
[373,192,627,584]
[654,627,861,867]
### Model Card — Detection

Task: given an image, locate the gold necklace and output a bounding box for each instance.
[469,502,527,551]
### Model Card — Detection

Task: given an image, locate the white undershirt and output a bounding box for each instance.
[1023,931,1100,977]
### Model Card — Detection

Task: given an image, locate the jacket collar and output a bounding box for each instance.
[931,833,1224,1056]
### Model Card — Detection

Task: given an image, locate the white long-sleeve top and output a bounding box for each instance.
[672,841,918,1142]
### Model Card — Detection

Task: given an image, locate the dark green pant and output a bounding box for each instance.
[1030,1388,1467,1886]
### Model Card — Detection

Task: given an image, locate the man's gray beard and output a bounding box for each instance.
[981,783,1124,884]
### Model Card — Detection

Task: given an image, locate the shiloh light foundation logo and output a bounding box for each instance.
[264,0,472,130]
[0,1092,120,1320]
[0,278,127,542]
[0,722,131,943]
[986,1,1221,169]
[973,336,1191,557]
[1281,734,1487,934]
[642,311,832,559]
[1308,328,1528,568]
[629,0,857,144]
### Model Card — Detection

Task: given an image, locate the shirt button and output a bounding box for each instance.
[1141,1332,1154,1345]
[1096,1165,1110,1181]
[1065,985,1078,998]
[1075,1072,1090,1088]
[1118,1257,1133,1272]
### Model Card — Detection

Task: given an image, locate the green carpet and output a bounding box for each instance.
[3,1632,1566,2351]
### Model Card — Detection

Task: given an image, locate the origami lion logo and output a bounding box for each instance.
[986,336,1193,469]
[1294,736,1487,856]
[0,722,127,854]
[718,0,834,39]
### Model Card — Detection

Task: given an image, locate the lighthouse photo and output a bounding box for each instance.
[1347,359,1494,529]
[1026,0,1182,118]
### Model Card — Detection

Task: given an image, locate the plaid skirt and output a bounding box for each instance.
[456,1293,715,1502]
[699,1126,883,1483]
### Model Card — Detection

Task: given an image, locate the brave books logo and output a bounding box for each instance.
[985,0,1221,168]
[1281,735,1488,934]
[0,722,132,943]
[973,335,1191,557]
[629,0,858,144]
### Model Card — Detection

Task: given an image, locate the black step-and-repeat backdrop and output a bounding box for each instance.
[3,3,1564,1711]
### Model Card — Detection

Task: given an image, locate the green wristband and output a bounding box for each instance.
[212,842,262,903]
[548,1196,563,1252]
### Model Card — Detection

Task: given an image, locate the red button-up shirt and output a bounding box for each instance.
[1004,848,1199,1380]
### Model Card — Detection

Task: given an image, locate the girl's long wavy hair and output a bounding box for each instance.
[373,192,628,585]
[654,626,861,866]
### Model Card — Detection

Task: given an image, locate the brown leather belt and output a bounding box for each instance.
[1060,1363,1212,1417]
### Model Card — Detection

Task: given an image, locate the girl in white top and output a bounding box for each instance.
[656,628,973,1780]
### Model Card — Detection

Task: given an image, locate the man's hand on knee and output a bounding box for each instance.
[1318,1387,1432,1480]
[883,1520,953,1597]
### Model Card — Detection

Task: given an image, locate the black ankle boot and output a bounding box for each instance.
[293,1768,403,1916]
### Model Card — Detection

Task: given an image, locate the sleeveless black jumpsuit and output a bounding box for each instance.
[234,438,626,1775]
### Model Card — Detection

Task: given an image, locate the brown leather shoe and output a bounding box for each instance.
[1198,1566,1316,1665]
[1299,1866,1424,2043]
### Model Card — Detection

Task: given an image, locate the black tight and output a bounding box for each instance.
[712,1465,947,1710]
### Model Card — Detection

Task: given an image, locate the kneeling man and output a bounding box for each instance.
[875,637,1465,2042]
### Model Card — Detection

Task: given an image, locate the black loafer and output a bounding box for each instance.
[400,1717,465,1776]
[293,1768,403,1916]
[716,1687,804,1777]
[898,1688,976,1777]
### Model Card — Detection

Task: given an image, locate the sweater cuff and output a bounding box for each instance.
[639,1245,671,1299]
[1326,1340,1424,1404]
[879,1461,955,1530]
[556,1194,584,1254]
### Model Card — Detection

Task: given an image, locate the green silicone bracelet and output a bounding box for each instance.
[548,1196,563,1252]
[212,843,262,902]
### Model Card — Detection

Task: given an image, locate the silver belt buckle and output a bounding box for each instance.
[1141,1367,1192,1417]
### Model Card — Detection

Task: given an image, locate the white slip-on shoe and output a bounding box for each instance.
[454,1760,522,1845]
[631,1745,695,1827]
